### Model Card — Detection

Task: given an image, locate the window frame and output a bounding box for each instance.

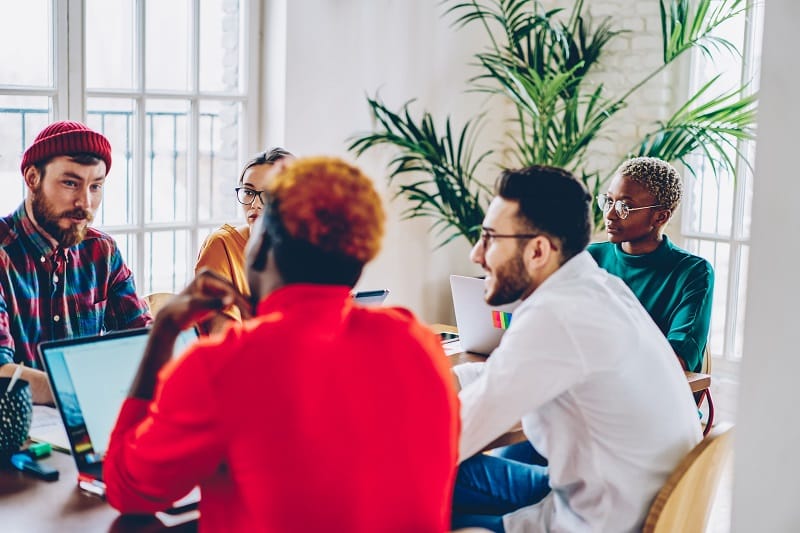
[42,0,262,294]
[680,0,763,371]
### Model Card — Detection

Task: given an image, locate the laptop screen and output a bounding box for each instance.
[41,327,199,468]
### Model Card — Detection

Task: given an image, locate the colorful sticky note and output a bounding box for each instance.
[491,310,512,329]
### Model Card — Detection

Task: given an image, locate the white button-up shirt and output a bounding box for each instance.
[455,252,702,533]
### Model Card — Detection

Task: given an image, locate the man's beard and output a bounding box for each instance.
[485,253,532,306]
[30,187,94,248]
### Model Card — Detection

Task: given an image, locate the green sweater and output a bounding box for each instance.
[587,236,714,372]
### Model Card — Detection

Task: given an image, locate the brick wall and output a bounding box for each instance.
[541,0,682,184]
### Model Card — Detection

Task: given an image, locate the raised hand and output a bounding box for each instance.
[130,270,254,400]
[155,268,254,332]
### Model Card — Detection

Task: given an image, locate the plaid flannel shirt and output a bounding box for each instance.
[0,203,152,367]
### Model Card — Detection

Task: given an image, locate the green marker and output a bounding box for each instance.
[26,442,52,458]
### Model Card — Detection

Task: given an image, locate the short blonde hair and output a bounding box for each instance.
[617,157,682,212]
[267,156,385,264]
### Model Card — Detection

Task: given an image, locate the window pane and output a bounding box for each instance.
[690,1,745,97]
[0,0,52,87]
[683,157,734,237]
[145,100,189,223]
[0,96,52,215]
[87,98,135,226]
[105,231,137,283]
[146,0,190,91]
[738,144,755,240]
[685,239,729,357]
[731,245,748,360]
[200,0,244,92]
[86,0,135,90]
[144,230,191,293]
[198,100,240,223]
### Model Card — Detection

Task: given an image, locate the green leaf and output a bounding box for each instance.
[629,78,756,182]
[661,0,745,63]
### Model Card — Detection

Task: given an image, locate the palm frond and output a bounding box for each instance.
[661,0,745,63]
[630,78,756,180]
[348,96,492,245]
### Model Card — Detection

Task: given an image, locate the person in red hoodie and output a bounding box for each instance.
[103,156,460,532]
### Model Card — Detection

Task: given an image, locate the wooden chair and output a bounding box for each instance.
[642,422,733,533]
[143,292,175,318]
[697,345,715,436]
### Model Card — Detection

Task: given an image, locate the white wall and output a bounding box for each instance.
[260,0,680,324]
[261,0,501,323]
[731,1,800,530]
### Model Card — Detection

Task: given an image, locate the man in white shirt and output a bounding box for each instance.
[452,166,702,532]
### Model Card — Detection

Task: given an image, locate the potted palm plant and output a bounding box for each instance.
[349,0,756,246]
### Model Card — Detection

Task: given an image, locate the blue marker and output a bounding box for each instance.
[10,453,59,482]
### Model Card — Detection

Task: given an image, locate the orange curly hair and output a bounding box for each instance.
[266,156,385,264]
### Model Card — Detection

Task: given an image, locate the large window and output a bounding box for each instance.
[682,0,763,365]
[0,0,259,294]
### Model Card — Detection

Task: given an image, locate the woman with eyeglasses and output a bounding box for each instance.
[194,147,294,335]
[588,157,714,373]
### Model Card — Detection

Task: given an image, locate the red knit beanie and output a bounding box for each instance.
[20,121,112,175]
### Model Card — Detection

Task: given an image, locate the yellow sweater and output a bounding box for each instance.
[195,224,250,321]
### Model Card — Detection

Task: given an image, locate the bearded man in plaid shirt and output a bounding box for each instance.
[0,121,152,404]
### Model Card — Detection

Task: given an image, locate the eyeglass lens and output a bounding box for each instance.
[237,188,264,205]
[597,195,629,219]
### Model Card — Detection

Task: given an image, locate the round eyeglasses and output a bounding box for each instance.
[596,194,662,220]
[235,187,266,206]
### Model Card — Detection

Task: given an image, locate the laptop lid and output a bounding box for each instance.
[39,327,199,482]
[450,275,520,355]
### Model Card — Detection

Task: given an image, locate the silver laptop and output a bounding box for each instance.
[450,275,521,355]
[39,327,199,496]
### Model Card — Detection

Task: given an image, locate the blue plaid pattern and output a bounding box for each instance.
[0,204,152,367]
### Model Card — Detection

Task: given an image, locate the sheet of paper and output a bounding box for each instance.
[442,339,464,356]
[29,405,71,453]
[155,509,200,527]
[155,487,202,527]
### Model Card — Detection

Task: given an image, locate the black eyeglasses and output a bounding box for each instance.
[235,187,266,206]
[479,230,540,250]
[596,193,662,220]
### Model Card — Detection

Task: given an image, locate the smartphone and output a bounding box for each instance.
[353,289,390,306]
[439,331,459,343]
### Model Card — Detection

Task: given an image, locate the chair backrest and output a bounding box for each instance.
[701,344,712,374]
[143,292,175,318]
[642,422,733,533]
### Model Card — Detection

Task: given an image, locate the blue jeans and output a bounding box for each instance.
[451,453,551,532]
[491,441,548,466]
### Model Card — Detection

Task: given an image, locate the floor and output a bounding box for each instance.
[705,371,739,532]
[708,457,733,533]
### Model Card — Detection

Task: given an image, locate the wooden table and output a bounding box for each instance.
[433,324,712,394]
[433,324,713,449]
[0,447,196,531]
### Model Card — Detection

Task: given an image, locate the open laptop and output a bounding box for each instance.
[39,327,199,498]
[450,275,521,355]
